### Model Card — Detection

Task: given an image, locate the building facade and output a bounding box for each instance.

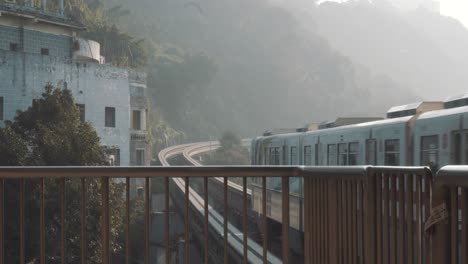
[0,1,151,168]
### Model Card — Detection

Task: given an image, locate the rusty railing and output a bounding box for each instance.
[5,165,468,263]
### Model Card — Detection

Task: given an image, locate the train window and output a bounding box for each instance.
[264,148,268,165]
[270,147,280,165]
[290,146,298,165]
[349,142,359,165]
[338,143,348,165]
[304,146,312,165]
[421,135,439,169]
[385,139,400,166]
[327,144,337,165]
[275,148,280,165]
[366,139,377,165]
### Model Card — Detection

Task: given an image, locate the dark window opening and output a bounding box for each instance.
[9,43,19,52]
[385,139,400,166]
[421,135,439,169]
[105,107,116,127]
[41,48,49,56]
[76,104,85,122]
[338,143,348,165]
[133,110,141,130]
[0,97,3,120]
[136,149,145,166]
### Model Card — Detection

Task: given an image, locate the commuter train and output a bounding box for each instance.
[251,94,468,171]
[249,94,468,232]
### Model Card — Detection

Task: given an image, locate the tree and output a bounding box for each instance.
[2,84,106,166]
[205,132,249,165]
[0,85,140,263]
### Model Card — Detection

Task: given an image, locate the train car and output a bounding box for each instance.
[414,104,468,170]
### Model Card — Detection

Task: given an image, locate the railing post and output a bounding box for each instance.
[101,177,110,264]
[430,181,451,264]
[303,176,311,264]
[364,169,376,264]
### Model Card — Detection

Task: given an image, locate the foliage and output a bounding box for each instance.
[205,132,249,165]
[65,0,151,68]
[147,52,218,140]
[3,84,105,166]
[0,85,142,263]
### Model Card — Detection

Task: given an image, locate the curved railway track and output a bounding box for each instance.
[159,140,280,264]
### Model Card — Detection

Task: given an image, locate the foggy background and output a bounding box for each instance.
[101,0,468,141]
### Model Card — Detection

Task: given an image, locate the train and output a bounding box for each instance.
[251,94,468,172]
[249,94,468,233]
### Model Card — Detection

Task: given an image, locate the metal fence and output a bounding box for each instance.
[0,166,467,263]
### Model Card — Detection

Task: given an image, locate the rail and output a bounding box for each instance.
[432,165,468,264]
[0,165,449,263]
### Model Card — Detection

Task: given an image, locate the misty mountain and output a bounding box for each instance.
[105,0,412,138]
[312,0,468,100]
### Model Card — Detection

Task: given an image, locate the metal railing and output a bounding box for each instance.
[6,165,468,263]
[433,166,468,264]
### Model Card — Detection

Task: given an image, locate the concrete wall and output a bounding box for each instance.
[0,49,131,165]
[0,24,71,58]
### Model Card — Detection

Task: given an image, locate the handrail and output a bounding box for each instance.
[436,165,468,187]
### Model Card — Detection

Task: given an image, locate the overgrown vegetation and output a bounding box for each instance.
[0,85,144,263]
[204,132,250,165]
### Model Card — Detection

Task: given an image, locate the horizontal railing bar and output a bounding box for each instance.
[0,166,301,178]
[0,166,374,178]
[370,166,429,174]
[437,166,468,187]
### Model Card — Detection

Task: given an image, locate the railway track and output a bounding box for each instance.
[159,140,280,264]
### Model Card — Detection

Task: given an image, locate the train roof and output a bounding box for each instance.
[387,102,422,114]
[444,93,468,102]
[304,116,412,135]
[418,105,468,120]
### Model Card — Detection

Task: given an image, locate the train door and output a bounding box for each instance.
[366,139,377,165]
[452,131,468,164]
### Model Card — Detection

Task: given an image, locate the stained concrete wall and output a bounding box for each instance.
[0,49,131,165]
[0,24,72,58]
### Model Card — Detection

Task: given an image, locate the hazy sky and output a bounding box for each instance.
[440,1,468,28]
[319,1,468,28]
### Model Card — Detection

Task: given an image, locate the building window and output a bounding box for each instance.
[338,143,348,165]
[290,146,297,165]
[136,149,145,166]
[348,142,359,165]
[76,104,85,122]
[105,107,116,127]
[328,144,337,165]
[132,110,141,130]
[304,146,312,165]
[10,43,19,52]
[0,97,3,121]
[104,147,120,166]
[421,135,439,169]
[385,139,400,166]
[41,48,49,56]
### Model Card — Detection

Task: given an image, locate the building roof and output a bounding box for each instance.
[0,3,85,30]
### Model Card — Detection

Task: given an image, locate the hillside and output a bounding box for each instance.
[105,0,410,139]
